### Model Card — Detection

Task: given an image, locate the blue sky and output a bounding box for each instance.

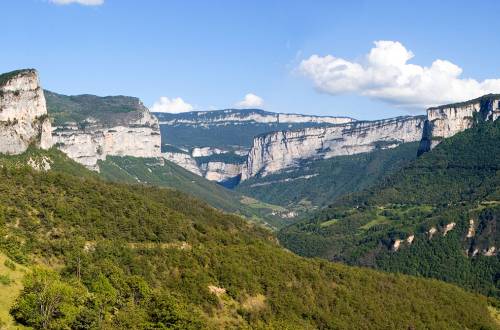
[2,0,500,119]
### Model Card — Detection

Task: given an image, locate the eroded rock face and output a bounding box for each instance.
[52,107,161,170]
[466,219,475,238]
[392,239,402,251]
[0,69,52,154]
[483,247,496,257]
[162,151,202,176]
[419,95,500,153]
[162,151,243,183]
[200,161,243,182]
[443,222,456,236]
[242,116,425,179]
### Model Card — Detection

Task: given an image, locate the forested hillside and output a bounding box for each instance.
[0,151,497,329]
[98,156,287,228]
[279,120,500,298]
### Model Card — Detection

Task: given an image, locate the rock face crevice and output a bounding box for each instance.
[418,94,500,154]
[242,116,425,179]
[0,69,52,154]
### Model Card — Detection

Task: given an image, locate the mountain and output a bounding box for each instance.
[0,150,497,329]
[0,69,52,154]
[154,108,354,150]
[44,90,292,226]
[279,114,500,298]
[157,110,426,191]
[46,90,161,170]
[155,109,355,186]
[242,115,425,179]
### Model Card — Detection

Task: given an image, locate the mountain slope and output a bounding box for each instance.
[97,156,288,228]
[0,157,498,329]
[279,119,500,298]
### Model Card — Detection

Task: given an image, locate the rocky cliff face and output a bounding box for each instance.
[242,116,425,179]
[162,149,243,183]
[0,69,52,154]
[162,151,202,176]
[200,161,243,182]
[419,94,500,153]
[51,98,161,171]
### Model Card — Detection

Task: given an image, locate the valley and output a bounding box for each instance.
[0,68,498,329]
[4,2,500,329]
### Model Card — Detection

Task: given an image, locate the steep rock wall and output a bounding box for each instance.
[242,116,425,179]
[419,94,500,153]
[0,69,52,154]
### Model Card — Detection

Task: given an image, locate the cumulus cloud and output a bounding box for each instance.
[235,93,264,108]
[299,40,500,109]
[150,97,194,113]
[49,0,104,5]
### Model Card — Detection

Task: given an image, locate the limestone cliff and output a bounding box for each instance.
[242,116,425,179]
[419,94,500,154]
[49,92,161,170]
[200,161,243,182]
[162,149,243,184]
[0,69,52,154]
[162,151,202,176]
[155,108,355,126]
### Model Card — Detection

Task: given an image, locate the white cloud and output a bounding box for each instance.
[235,93,264,108]
[150,97,194,113]
[49,0,104,6]
[299,40,500,109]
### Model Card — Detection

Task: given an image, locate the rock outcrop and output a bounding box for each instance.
[200,161,243,182]
[443,222,456,236]
[0,69,52,154]
[51,96,161,170]
[466,219,475,238]
[242,116,425,179]
[162,151,202,176]
[162,149,243,183]
[418,94,500,153]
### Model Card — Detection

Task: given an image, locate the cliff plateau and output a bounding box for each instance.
[47,91,161,170]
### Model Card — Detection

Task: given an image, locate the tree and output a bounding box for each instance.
[11,267,86,329]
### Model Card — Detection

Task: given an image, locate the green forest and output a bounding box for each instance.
[0,149,498,328]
